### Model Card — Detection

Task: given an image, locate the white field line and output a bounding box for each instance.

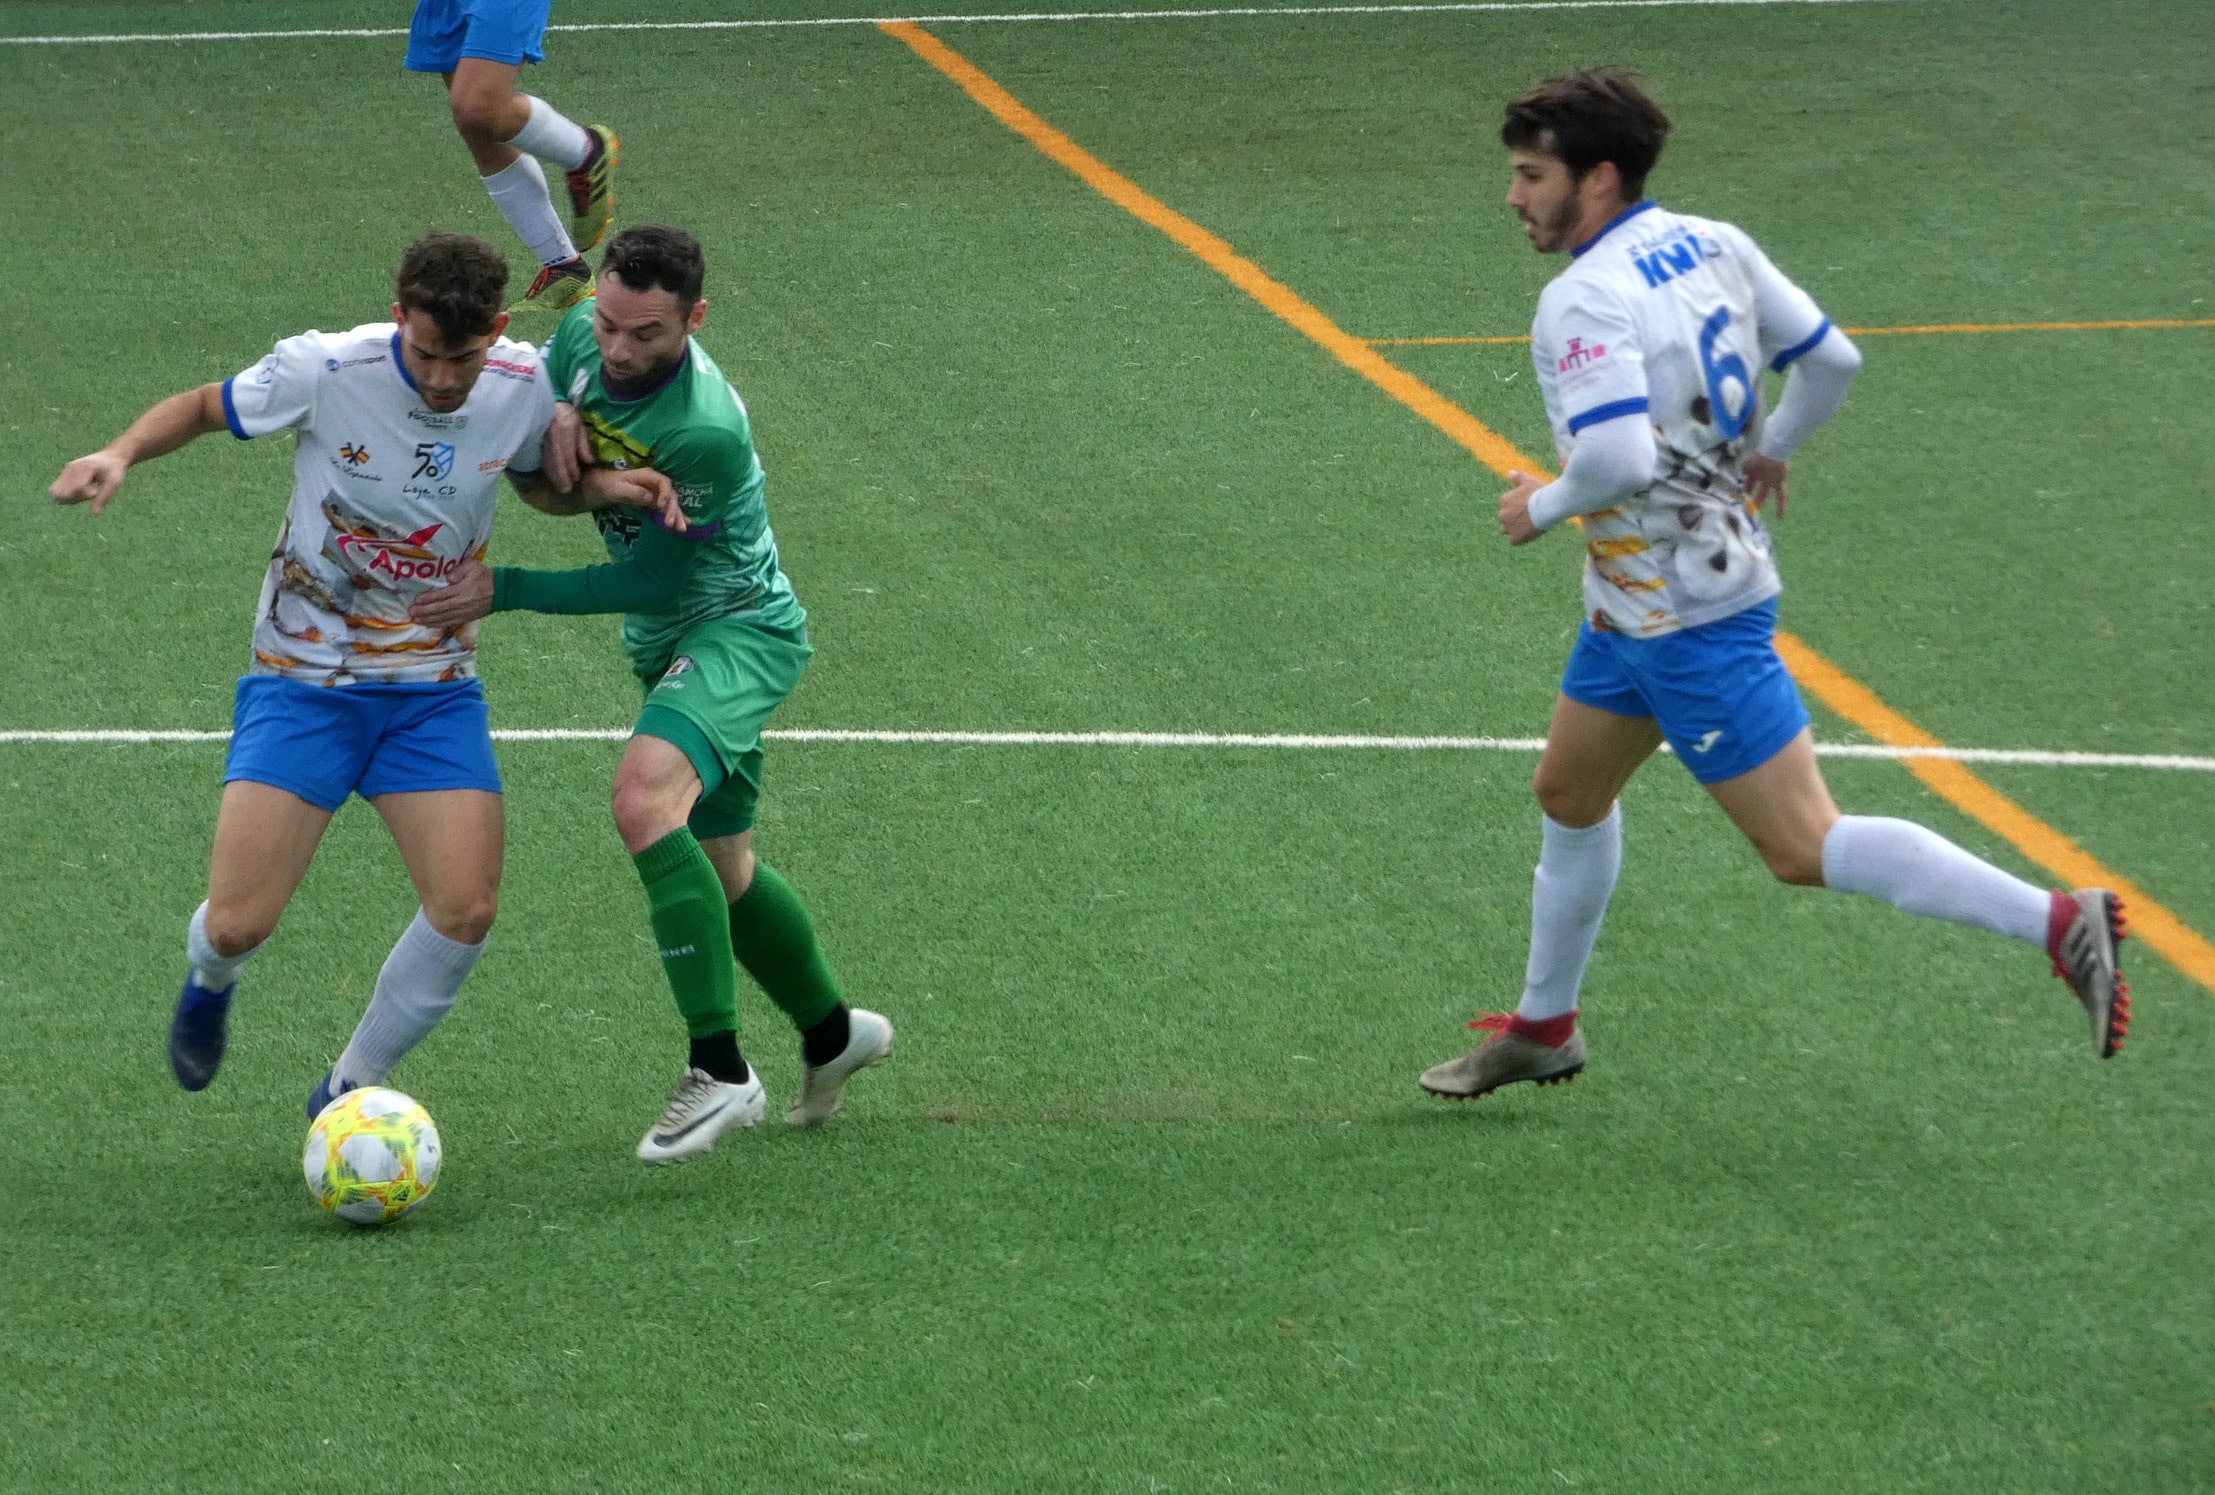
[0,726,2205,772]
[0,0,1904,47]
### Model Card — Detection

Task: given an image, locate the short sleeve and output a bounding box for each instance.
[542,302,594,402]
[221,332,326,440]
[1720,225,1831,372]
[1536,281,1649,437]
[506,365,560,478]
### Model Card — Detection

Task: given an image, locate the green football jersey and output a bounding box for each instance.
[543,302,804,668]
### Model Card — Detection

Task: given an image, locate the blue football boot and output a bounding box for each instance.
[306,1069,355,1121]
[168,975,232,1091]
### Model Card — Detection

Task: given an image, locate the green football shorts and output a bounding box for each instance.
[632,615,812,839]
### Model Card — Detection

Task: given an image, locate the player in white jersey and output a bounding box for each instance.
[48,232,678,1120]
[1419,70,2129,1101]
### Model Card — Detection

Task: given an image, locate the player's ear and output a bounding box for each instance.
[392,302,407,330]
[489,311,511,340]
[686,298,708,335]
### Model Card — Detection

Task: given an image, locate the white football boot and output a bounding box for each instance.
[636,1066,765,1164]
[786,1008,895,1128]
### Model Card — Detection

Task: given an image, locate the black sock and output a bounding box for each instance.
[800,1005,851,1067]
[688,1030,750,1085]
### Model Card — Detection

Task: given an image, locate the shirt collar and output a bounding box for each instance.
[1570,200,1658,258]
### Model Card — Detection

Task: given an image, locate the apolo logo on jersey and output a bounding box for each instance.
[412,442,456,481]
[328,515,461,584]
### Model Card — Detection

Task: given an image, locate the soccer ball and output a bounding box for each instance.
[303,1087,442,1227]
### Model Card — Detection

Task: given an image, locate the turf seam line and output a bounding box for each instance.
[1366,319,2215,346]
[0,1,1909,47]
[883,21,2215,996]
[3,728,2211,772]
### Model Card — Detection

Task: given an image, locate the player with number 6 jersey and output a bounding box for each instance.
[1417,70,2130,1104]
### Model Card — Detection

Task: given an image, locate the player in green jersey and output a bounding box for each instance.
[415,225,891,1163]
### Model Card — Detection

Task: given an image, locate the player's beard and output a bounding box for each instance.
[1530,194,1582,253]
[600,350,684,399]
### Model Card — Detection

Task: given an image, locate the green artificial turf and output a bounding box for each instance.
[5,2,2212,1489]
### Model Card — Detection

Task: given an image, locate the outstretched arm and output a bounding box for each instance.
[49,383,230,514]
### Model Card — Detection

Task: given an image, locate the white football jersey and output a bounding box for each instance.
[1532,203,1832,637]
[222,322,556,683]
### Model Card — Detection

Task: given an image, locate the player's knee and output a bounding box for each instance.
[611,777,685,852]
[1759,842,1827,888]
[203,904,276,957]
[1532,767,1609,828]
[426,892,497,946]
[447,88,510,146]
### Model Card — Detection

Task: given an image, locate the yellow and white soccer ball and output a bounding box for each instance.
[303,1087,442,1226]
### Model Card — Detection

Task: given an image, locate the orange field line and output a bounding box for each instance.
[877,21,1532,480]
[1369,318,2215,346]
[1775,637,2215,992]
[882,21,2215,996]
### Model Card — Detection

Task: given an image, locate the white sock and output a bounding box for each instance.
[506,95,593,170]
[1516,806,1623,1021]
[332,910,485,1089]
[1820,815,2051,947]
[481,155,577,268]
[186,900,261,993]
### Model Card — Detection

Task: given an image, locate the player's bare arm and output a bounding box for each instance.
[49,383,228,513]
[507,460,687,531]
[541,401,594,493]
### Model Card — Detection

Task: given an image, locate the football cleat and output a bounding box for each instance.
[307,1068,355,1122]
[1419,1012,1586,1100]
[520,256,593,313]
[786,1008,895,1128]
[636,1065,764,1164]
[168,974,233,1091]
[2051,889,2129,1057]
[564,126,619,252]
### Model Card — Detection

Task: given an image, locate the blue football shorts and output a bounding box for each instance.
[223,677,503,812]
[1558,598,1811,785]
[405,0,552,71]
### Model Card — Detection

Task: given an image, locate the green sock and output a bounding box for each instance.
[632,828,739,1041]
[728,863,843,1031]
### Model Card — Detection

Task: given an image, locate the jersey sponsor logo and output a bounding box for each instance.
[477,456,510,474]
[323,511,465,589]
[482,357,537,381]
[407,408,467,430]
[1557,337,1608,373]
[1629,228,1720,290]
[664,656,696,678]
[581,411,653,473]
[338,443,371,466]
[412,442,456,481]
[342,354,389,369]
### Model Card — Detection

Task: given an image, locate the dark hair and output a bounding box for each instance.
[394,230,509,341]
[601,224,706,309]
[1501,67,1671,202]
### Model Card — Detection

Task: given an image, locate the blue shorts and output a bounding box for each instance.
[1559,599,1811,785]
[405,0,550,71]
[223,677,503,812]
